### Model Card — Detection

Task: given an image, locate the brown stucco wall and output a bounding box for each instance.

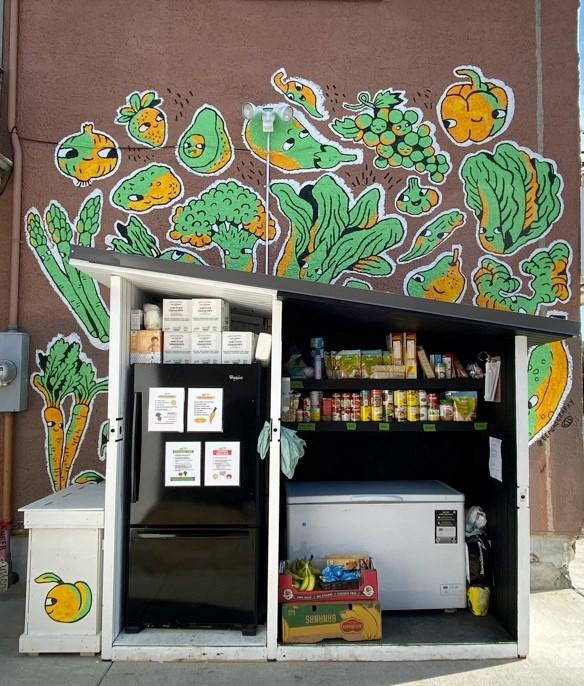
[1,0,582,537]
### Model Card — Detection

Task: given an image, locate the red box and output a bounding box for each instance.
[279,568,379,603]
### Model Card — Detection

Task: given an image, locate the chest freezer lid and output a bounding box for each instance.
[285,480,464,504]
[19,483,105,528]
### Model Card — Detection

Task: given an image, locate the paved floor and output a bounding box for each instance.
[2,581,584,685]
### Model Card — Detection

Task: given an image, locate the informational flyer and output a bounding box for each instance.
[165,442,201,487]
[204,441,240,486]
[187,388,223,432]
[148,387,184,432]
[489,436,503,482]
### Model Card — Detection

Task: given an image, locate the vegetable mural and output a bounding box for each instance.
[397,210,466,264]
[404,247,466,303]
[528,340,572,443]
[168,179,278,271]
[395,177,441,217]
[472,241,572,314]
[331,89,451,181]
[106,215,205,264]
[460,141,563,255]
[35,572,92,624]
[26,191,110,349]
[271,68,328,120]
[176,105,234,176]
[115,90,168,148]
[243,110,360,172]
[437,66,514,146]
[110,163,183,213]
[271,174,405,283]
[55,123,120,187]
[31,334,107,492]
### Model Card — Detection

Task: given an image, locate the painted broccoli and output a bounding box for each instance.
[168,179,277,271]
[271,174,405,283]
[472,241,571,314]
[106,215,205,265]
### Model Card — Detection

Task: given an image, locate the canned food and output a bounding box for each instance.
[351,392,361,407]
[418,390,427,406]
[428,407,440,422]
[341,410,351,422]
[310,407,321,422]
[439,398,454,421]
[342,393,352,410]
[382,390,394,421]
[310,390,322,407]
[295,409,304,422]
[435,363,447,379]
[360,390,370,404]
[419,405,428,421]
[427,392,439,409]
[302,396,311,411]
[360,403,371,421]
[303,410,312,422]
[395,390,407,407]
[322,397,333,421]
[395,404,407,422]
[350,408,360,422]
[332,411,342,422]
[407,405,419,422]
[371,389,383,421]
[406,390,419,407]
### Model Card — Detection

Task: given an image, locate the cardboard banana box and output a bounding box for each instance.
[282,602,382,643]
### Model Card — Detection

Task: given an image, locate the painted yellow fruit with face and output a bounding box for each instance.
[35,572,93,623]
[55,123,120,186]
[111,163,183,213]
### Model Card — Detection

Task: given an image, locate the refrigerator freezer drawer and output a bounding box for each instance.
[125,527,263,631]
[286,501,466,611]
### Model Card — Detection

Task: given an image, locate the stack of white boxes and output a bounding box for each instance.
[162,298,257,365]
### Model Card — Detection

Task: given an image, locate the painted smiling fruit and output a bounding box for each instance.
[439,66,512,145]
[56,123,120,186]
[115,90,167,148]
[244,114,359,172]
[528,341,570,440]
[272,68,327,120]
[111,164,183,213]
[176,106,233,175]
[405,248,465,302]
[35,572,92,623]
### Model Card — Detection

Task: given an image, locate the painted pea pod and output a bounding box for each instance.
[397,210,466,263]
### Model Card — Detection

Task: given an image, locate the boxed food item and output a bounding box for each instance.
[325,554,372,571]
[163,299,192,332]
[130,309,143,331]
[191,333,222,364]
[221,332,256,364]
[361,350,384,379]
[404,332,417,379]
[282,602,382,643]
[370,364,406,379]
[163,351,192,364]
[335,350,361,379]
[388,332,403,366]
[163,332,191,352]
[279,566,378,604]
[192,298,230,332]
[130,330,162,363]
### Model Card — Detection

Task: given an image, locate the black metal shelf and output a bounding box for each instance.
[290,378,484,391]
[282,421,488,433]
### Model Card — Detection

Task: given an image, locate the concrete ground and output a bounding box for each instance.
[2,580,584,686]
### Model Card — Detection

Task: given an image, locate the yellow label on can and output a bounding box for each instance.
[360,405,371,421]
[407,405,419,422]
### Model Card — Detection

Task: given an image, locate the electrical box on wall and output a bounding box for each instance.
[0,330,30,412]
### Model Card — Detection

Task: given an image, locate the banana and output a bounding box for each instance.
[306,572,316,591]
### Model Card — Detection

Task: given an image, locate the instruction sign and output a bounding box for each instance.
[204,441,240,486]
[148,387,184,432]
[187,388,223,432]
[165,442,201,486]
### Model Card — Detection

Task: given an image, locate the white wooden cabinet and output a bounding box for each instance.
[19,483,104,655]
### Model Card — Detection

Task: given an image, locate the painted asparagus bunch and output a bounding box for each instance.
[26,191,110,348]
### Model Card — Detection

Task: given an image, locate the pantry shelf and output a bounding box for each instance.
[290,379,485,391]
[282,421,488,433]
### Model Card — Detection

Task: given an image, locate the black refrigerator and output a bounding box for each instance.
[124,363,267,635]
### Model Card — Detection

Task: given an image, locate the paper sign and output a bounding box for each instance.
[165,442,201,487]
[148,387,184,432]
[187,388,223,432]
[489,437,503,482]
[204,441,240,486]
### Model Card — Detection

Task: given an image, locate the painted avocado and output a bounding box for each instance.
[244,112,360,172]
[405,248,466,302]
[110,164,183,213]
[55,123,120,186]
[176,106,233,175]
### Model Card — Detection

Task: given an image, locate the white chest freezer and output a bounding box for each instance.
[286,480,466,611]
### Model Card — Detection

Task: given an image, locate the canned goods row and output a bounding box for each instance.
[293,389,458,423]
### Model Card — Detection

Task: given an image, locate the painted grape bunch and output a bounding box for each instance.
[331,89,451,183]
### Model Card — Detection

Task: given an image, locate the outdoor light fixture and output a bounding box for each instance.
[242,102,295,274]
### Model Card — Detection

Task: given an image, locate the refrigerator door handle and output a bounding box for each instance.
[135,533,177,540]
[130,391,142,503]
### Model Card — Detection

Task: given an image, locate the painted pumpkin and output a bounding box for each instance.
[438,67,512,145]
[55,123,120,186]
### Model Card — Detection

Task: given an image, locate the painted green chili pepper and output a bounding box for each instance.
[398,210,465,263]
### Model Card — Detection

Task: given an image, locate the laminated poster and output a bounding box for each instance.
[165,442,201,487]
[148,387,185,432]
[204,442,240,486]
[187,388,223,432]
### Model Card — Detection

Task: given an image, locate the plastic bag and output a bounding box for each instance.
[466,533,494,587]
[468,585,490,616]
[257,421,307,479]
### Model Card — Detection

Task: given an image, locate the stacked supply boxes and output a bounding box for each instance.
[162,299,229,364]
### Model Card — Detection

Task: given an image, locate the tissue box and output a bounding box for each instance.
[163,299,192,332]
[222,332,256,364]
[192,299,230,332]
[191,333,222,364]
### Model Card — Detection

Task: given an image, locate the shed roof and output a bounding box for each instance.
[70,246,579,347]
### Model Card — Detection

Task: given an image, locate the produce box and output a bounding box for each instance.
[282,601,382,643]
[279,568,378,603]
